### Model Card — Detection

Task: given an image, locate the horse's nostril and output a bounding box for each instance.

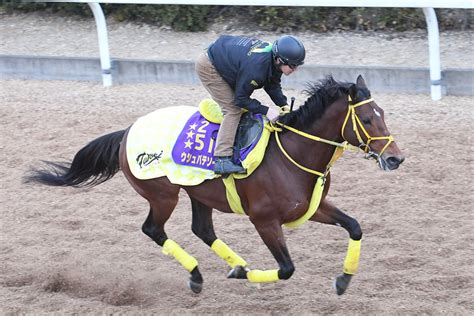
[386,156,401,168]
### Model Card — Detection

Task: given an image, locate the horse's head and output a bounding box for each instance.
[342,75,404,171]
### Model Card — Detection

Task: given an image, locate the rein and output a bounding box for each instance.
[274,123,349,177]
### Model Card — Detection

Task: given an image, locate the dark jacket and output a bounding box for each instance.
[207,35,287,114]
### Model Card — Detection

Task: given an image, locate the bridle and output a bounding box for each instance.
[273,95,395,176]
[342,96,394,161]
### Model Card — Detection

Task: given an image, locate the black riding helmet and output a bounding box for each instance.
[272,35,305,67]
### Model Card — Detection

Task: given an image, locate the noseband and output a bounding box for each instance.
[342,96,394,160]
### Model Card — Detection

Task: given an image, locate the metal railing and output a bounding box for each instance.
[33,1,474,99]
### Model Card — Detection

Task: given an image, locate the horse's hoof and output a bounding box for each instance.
[188,279,203,294]
[333,273,352,295]
[227,265,249,279]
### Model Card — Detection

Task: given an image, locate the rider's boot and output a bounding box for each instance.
[213,156,246,175]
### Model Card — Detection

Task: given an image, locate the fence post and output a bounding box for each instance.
[88,2,112,87]
[422,8,443,100]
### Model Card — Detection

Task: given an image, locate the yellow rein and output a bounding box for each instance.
[274,123,349,177]
[274,96,394,176]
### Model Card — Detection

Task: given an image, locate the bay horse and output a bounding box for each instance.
[27,75,404,295]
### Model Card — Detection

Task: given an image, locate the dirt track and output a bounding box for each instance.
[1,78,473,314]
[1,10,474,315]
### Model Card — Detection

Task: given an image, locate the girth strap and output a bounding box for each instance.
[222,175,245,215]
[222,173,326,229]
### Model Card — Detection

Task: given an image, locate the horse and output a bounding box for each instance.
[26,75,404,295]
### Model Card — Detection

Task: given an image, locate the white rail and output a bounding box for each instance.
[43,1,474,99]
[88,3,112,86]
[423,8,443,100]
[48,0,474,8]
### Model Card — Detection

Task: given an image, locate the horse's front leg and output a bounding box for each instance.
[249,217,295,283]
[310,199,363,295]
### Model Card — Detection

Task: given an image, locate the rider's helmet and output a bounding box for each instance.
[272,35,306,68]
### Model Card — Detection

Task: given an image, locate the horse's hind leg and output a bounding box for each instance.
[140,180,203,293]
[249,218,295,283]
[119,136,202,292]
[310,199,363,295]
[190,198,249,279]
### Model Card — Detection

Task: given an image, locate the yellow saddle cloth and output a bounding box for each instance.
[126,102,270,186]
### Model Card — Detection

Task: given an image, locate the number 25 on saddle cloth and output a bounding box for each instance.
[125,100,271,186]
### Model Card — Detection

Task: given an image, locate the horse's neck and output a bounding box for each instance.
[310,116,345,144]
[282,101,346,174]
[277,131,333,177]
[310,96,347,143]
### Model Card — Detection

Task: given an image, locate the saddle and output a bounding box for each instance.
[233,111,264,164]
[126,101,270,185]
[172,99,265,170]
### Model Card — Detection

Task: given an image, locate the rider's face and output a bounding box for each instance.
[280,64,297,75]
[276,58,298,76]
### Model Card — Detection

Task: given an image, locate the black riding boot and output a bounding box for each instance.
[213,156,246,174]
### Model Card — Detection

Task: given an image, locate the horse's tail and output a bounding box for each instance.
[26,129,127,187]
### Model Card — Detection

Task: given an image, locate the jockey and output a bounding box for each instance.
[195,34,306,175]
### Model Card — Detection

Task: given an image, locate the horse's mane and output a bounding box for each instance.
[279,75,359,131]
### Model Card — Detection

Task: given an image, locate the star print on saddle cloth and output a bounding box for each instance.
[172,111,219,170]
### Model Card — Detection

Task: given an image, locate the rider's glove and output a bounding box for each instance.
[280,105,291,114]
[266,105,281,122]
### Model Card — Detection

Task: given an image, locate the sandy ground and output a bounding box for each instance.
[1,11,474,315]
[1,12,473,68]
[1,78,473,314]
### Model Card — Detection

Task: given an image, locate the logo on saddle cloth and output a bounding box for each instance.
[171,111,264,170]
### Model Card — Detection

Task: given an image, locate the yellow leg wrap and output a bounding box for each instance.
[162,239,198,273]
[343,239,362,275]
[246,269,280,283]
[211,239,247,268]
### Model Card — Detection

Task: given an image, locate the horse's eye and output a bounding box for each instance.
[362,118,371,125]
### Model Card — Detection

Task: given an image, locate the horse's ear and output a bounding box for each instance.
[348,84,358,101]
[356,75,367,89]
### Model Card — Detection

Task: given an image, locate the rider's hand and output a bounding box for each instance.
[280,105,291,114]
[266,105,281,122]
